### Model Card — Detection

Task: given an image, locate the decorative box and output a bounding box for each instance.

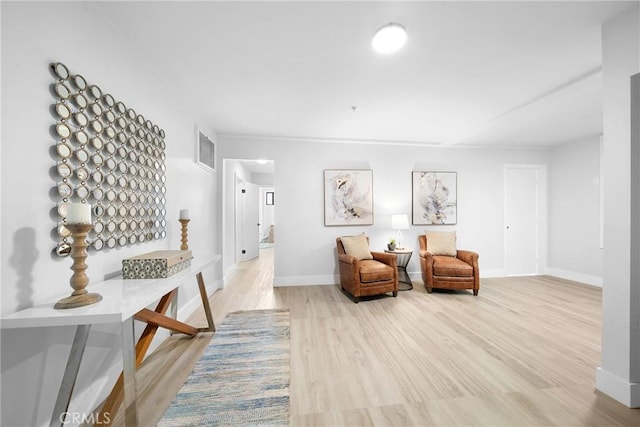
[122,250,193,279]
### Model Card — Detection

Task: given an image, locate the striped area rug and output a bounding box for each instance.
[160,309,290,426]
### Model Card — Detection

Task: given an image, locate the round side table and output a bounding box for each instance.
[384,248,413,290]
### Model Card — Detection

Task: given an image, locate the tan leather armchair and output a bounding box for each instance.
[419,234,479,295]
[337,236,398,303]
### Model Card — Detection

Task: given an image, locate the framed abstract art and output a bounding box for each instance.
[412,171,457,225]
[324,169,373,226]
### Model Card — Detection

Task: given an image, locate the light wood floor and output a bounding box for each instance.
[116,248,640,426]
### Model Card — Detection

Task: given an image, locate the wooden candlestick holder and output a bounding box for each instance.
[179,219,190,250]
[54,223,102,309]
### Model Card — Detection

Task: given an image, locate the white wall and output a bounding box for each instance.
[547,136,603,285]
[218,135,550,285]
[597,4,640,407]
[1,3,221,425]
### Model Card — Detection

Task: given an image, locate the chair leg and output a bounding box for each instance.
[393,291,398,297]
[425,286,433,293]
[473,289,479,296]
[354,296,359,303]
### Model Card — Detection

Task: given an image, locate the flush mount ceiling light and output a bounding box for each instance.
[372,23,407,54]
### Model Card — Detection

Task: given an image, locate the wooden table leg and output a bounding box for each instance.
[196,272,215,333]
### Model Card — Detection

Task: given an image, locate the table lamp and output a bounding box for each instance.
[391,214,410,249]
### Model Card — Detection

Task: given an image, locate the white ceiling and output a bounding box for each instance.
[97,1,636,149]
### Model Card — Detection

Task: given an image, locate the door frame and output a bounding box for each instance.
[503,164,548,276]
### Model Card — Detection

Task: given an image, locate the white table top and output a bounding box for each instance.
[1,254,220,329]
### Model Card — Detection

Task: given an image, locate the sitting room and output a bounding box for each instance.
[2,1,640,426]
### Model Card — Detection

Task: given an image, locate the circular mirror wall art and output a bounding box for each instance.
[51,62,168,255]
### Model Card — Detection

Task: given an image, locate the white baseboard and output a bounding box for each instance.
[222,264,238,287]
[480,268,507,278]
[274,275,337,286]
[545,268,602,287]
[596,367,640,408]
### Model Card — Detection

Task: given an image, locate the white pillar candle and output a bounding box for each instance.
[67,202,92,224]
[179,209,190,220]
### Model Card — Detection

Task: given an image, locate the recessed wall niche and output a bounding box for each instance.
[51,62,167,256]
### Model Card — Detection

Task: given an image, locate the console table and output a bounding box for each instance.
[1,254,220,426]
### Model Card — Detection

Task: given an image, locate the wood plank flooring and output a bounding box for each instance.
[114,248,640,426]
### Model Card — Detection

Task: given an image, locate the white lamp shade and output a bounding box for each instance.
[391,214,410,230]
[372,23,407,54]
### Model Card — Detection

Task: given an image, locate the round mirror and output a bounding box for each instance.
[55,82,71,99]
[129,193,137,203]
[90,120,103,134]
[105,157,116,170]
[56,242,72,257]
[106,205,117,217]
[129,179,138,190]
[116,117,126,129]
[58,203,68,217]
[136,114,144,125]
[117,146,127,158]
[92,239,104,251]
[118,176,127,187]
[92,153,104,166]
[52,63,69,80]
[128,137,136,148]
[137,129,145,138]
[127,123,136,134]
[94,205,104,216]
[107,236,117,248]
[105,141,116,155]
[90,102,103,117]
[58,182,72,198]
[128,151,137,162]
[107,222,117,233]
[75,149,89,163]
[74,94,88,109]
[56,123,72,139]
[73,74,87,90]
[93,221,104,233]
[58,224,72,237]
[93,188,104,200]
[118,206,128,218]
[91,136,104,150]
[76,186,89,199]
[138,234,145,243]
[145,120,152,130]
[118,191,128,202]
[56,143,72,159]
[119,235,128,246]
[56,103,71,119]
[116,132,126,144]
[75,130,88,145]
[129,235,137,244]
[128,164,137,175]
[76,167,89,181]
[106,190,116,203]
[104,110,115,123]
[129,206,137,217]
[92,170,103,183]
[160,230,167,239]
[103,93,115,107]
[159,129,166,138]
[130,220,138,231]
[116,102,126,115]
[74,112,88,127]
[127,109,136,120]
[57,163,72,179]
[153,124,159,134]
[118,162,127,173]
[105,127,116,139]
[88,85,102,100]
[106,174,116,186]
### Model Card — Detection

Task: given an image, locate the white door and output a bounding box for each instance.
[505,166,543,275]
[239,181,260,261]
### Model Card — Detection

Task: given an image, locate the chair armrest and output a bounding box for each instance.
[457,250,479,266]
[371,251,397,268]
[338,253,358,265]
[419,250,432,261]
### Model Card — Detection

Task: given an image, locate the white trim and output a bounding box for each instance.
[274,275,337,286]
[596,367,640,408]
[545,268,602,287]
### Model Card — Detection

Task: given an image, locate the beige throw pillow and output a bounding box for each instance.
[425,231,457,256]
[341,234,373,260]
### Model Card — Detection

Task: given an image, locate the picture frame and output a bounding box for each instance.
[412,171,457,225]
[324,169,373,226]
[266,191,274,205]
[195,124,215,173]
